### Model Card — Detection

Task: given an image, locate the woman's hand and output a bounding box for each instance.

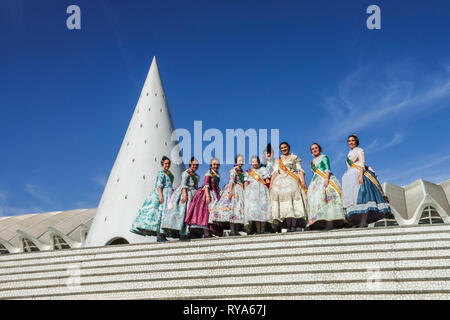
[323,178,329,188]
[358,170,364,185]
[159,195,164,204]
[228,193,233,201]
[181,195,188,204]
[205,195,211,205]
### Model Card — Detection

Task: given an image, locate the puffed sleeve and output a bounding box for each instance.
[322,155,331,173]
[155,170,165,188]
[180,171,189,189]
[294,155,305,173]
[358,148,366,167]
[202,173,211,190]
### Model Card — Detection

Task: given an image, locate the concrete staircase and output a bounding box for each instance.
[0,224,449,300]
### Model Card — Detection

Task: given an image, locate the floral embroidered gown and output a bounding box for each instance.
[161,169,199,236]
[341,147,391,225]
[244,166,271,229]
[209,167,247,226]
[307,154,345,229]
[270,154,308,224]
[131,169,174,236]
[184,169,223,235]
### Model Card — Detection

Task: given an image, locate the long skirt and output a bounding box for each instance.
[342,167,390,225]
[270,174,308,224]
[161,186,197,236]
[184,188,223,235]
[244,182,271,230]
[307,174,346,230]
[131,187,172,236]
[209,183,245,225]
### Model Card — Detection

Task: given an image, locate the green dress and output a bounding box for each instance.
[307,154,345,229]
[130,170,174,236]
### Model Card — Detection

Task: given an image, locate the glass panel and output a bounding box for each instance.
[23,238,40,252]
[386,219,399,226]
[53,235,71,250]
[431,218,444,224]
[374,220,387,227]
[419,219,430,225]
[0,243,9,255]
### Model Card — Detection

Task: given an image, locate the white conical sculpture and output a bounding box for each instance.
[84,57,185,247]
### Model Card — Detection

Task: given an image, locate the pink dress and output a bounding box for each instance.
[185,170,223,235]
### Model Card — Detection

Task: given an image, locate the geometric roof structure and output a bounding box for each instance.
[382,179,450,226]
[0,208,95,253]
[84,57,185,247]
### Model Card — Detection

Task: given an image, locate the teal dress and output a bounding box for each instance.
[131,170,174,236]
[307,154,345,229]
[161,170,199,236]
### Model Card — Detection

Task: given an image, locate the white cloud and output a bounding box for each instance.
[383,153,450,186]
[365,132,405,153]
[322,62,450,141]
[24,183,53,205]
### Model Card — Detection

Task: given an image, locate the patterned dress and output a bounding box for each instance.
[209,167,247,225]
[244,166,271,228]
[161,169,199,236]
[270,154,308,223]
[307,154,345,229]
[341,147,391,225]
[130,170,174,236]
[184,170,223,234]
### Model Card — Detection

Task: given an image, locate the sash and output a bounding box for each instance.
[210,170,220,189]
[164,170,174,184]
[248,169,267,186]
[347,158,383,194]
[278,158,307,194]
[187,169,198,188]
[311,162,341,197]
[234,168,245,185]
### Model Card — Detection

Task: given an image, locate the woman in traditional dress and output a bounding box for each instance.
[244,156,271,234]
[341,134,391,227]
[306,143,346,230]
[261,143,275,178]
[130,156,174,242]
[184,157,223,238]
[270,142,308,232]
[161,157,200,240]
[209,155,246,236]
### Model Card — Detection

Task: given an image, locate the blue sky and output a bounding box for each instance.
[0,0,449,216]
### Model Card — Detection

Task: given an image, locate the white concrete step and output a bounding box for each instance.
[1,247,450,276]
[1,224,449,300]
[0,231,448,270]
[5,280,450,300]
[1,224,448,262]
[0,266,449,293]
[1,257,449,283]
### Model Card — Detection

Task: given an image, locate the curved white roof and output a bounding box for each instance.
[0,209,95,252]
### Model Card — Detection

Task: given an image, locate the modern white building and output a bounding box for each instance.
[83,56,185,247]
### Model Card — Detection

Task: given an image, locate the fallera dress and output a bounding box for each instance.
[130,169,174,236]
[270,154,308,224]
[209,167,247,226]
[161,169,199,236]
[307,154,345,229]
[184,169,223,235]
[244,166,272,228]
[341,147,391,225]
